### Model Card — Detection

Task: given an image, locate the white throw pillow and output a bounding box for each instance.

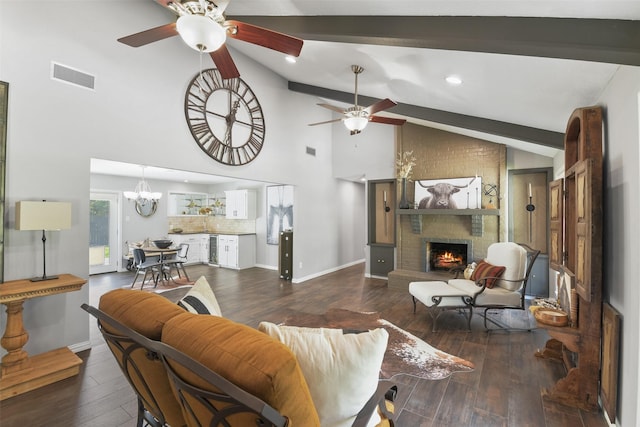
[258,322,388,427]
[177,276,222,316]
[463,262,477,279]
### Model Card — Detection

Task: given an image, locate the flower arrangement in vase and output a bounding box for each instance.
[396,151,416,208]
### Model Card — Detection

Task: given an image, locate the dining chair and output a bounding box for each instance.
[162,243,190,282]
[131,248,162,289]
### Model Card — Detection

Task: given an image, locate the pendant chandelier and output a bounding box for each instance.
[124,166,162,204]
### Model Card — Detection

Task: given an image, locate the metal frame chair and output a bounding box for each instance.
[82,301,398,427]
[82,303,288,427]
[410,242,540,331]
[82,303,180,427]
[471,243,540,330]
[161,243,190,282]
[131,248,162,289]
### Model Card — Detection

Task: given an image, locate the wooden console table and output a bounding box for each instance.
[0,274,87,400]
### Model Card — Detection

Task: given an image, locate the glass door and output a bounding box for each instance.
[90,192,119,274]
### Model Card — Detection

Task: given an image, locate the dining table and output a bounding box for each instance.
[142,246,178,261]
[141,246,179,283]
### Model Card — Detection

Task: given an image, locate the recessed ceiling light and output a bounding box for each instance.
[285,56,296,64]
[446,75,463,86]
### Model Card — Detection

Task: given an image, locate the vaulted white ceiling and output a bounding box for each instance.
[92,0,640,179]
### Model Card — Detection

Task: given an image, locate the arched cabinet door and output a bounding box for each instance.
[548,178,564,271]
[573,159,595,302]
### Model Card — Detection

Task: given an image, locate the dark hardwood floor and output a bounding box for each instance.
[0,264,609,427]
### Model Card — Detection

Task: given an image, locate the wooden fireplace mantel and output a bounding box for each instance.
[0,274,87,400]
[397,208,500,216]
[398,208,500,236]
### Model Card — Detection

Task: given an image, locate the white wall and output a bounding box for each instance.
[0,1,381,355]
[507,147,555,170]
[598,65,640,427]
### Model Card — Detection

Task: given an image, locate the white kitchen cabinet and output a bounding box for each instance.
[218,234,256,269]
[200,235,209,264]
[170,234,206,264]
[224,190,256,220]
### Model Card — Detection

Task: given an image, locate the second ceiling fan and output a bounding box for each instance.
[118,0,303,79]
[309,65,406,135]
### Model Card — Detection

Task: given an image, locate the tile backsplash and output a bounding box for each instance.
[168,216,255,234]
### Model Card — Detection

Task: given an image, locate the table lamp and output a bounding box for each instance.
[16,201,72,282]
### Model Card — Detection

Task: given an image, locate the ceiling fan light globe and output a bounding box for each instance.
[344,116,368,132]
[177,14,226,53]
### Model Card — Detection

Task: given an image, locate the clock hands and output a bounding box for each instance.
[224,100,241,145]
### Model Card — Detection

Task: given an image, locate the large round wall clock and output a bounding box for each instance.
[184,68,265,166]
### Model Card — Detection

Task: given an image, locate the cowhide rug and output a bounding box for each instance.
[153,287,474,380]
[282,308,475,381]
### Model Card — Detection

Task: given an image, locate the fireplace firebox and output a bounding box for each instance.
[422,238,473,272]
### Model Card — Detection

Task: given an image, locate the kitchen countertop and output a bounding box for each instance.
[168,232,256,236]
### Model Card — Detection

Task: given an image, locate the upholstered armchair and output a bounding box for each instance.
[409,242,540,331]
[83,287,397,427]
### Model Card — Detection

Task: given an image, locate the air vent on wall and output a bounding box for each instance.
[306,146,316,156]
[51,62,95,90]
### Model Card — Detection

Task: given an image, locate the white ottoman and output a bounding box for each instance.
[409,281,474,332]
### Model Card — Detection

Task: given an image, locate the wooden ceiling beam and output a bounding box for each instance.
[289,81,565,149]
[227,16,640,65]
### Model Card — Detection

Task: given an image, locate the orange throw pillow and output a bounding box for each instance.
[471,260,506,289]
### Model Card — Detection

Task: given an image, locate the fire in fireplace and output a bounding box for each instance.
[433,249,464,269]
[423,239,473,272]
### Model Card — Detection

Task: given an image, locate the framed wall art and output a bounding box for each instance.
[267,185,294,245]
[414,176,482,209]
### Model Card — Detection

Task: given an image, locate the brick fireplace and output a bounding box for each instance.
[395,124,506,273]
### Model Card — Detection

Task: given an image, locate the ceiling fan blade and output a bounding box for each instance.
[209,44,240,79]
[365,98,398,115]
[308,118,344,126]
[118,23,178,47]
[226,20,304,57]
[370,116,407,126]
[317,103,347,114]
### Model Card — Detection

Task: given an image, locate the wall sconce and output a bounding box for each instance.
[526,183,536,242]
[16,201,72,281]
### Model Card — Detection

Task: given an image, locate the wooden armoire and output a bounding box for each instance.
[537,106,603,411]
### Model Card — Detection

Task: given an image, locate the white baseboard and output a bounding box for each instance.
[69,341,92,353]
[292,259,365,284]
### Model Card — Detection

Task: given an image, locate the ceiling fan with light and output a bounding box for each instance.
[117,0,304,79]
[309,65,406,135]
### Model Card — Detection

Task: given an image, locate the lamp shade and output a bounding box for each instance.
[16,201,72,231]
[344,116,369,132]
[176,14,226,53]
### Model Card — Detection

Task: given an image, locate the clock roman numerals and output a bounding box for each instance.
[184,69,265,166]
